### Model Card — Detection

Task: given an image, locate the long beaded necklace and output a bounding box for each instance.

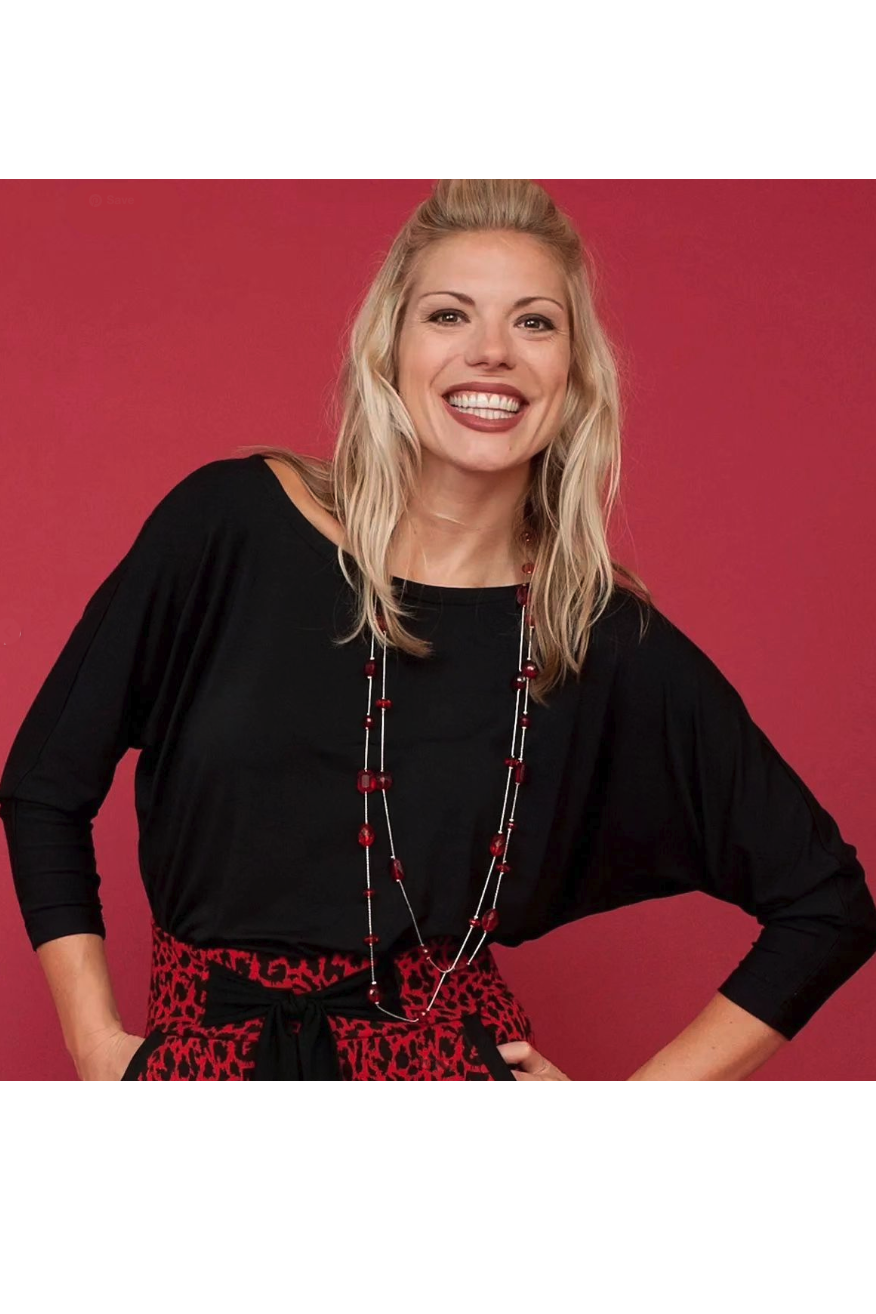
[355,535,538,1024]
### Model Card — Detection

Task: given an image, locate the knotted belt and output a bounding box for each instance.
[200,956,405,1080]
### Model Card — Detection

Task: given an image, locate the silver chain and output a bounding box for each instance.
[356,572,537,1023]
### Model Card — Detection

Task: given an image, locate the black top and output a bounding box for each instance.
[2,453,874,1040]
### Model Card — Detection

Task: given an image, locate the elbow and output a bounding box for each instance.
[840,876,876,966]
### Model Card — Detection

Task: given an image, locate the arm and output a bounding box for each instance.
[37,933,126,1076]
[627,991,788,1080]
[573,597,876,1054]
[0,466,212,1072]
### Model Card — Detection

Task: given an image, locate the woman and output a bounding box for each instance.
[2,179,874,1080]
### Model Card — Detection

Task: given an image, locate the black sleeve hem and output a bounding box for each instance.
[28,909,107,953]
[716,881,876,1040]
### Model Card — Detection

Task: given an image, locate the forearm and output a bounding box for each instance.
[36,933,124,1071]
[627,991,789,1080]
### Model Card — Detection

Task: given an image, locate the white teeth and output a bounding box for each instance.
[454,407,517,420]
[445,391,523,413]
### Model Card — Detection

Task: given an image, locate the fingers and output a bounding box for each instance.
[496,1039,549,1075]
[496,1040,569,1080]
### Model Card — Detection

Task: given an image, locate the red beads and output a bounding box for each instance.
[389,858,405,882]
[353,574,535,1017]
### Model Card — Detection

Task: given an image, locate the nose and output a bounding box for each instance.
[464,316,518,370]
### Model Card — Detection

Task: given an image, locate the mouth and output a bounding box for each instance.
[440,390,530,433]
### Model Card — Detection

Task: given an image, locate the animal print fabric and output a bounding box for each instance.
[121,918,537,1080]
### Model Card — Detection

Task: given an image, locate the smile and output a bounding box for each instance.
[440,393,530,433]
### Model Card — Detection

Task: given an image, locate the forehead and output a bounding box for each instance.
[412,231,564,293]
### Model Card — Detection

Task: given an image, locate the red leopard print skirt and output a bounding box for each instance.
[121,918,537,1081]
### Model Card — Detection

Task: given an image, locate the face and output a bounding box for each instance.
[396,231,572,477]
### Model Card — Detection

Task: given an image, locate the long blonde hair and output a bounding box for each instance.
[237,179,651,706]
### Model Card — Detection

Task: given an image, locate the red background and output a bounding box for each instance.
[1,179,873,1080]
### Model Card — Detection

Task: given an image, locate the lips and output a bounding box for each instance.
[440,392,529,434]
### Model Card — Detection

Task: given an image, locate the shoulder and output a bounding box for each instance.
[601,587,747,729]
[136,455,258,538]
[117,456,261,581]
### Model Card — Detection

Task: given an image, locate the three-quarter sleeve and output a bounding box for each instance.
[0,470,211,951]
[596,600,876,1040]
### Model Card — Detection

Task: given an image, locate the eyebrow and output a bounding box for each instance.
[417,290,565,312]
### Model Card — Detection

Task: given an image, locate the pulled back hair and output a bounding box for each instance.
[238,179,651,706]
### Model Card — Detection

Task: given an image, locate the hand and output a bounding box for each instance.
[496,1039,571,1080]
[74,1025,145,1081]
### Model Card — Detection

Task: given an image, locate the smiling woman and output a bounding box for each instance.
[2,179,874,1081]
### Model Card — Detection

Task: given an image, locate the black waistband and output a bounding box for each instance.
[200,956,405,1080]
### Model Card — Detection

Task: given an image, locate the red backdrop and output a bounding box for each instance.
[1,179,873,1079]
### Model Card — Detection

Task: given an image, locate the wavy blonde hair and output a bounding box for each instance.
[237,179,652,706]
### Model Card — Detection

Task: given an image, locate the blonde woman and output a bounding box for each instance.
[2,179,874,1080]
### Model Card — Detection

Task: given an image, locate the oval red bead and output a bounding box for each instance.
[376,771,392,791]
[364,658,377,677]
[469,916,481,928]
[521,659,539,679]
[417,943,432,958]
[511,674,526,690]
[375,697,392,710]
[489,832,506,857]
[496,862,512,874]
[514,762,528,785]
[363,714,374,729]
[516,583,530,606]
[363,886,374,898]
[521,561,534,574]
[519,713,530,727]
[505,756,521,768]
[389,858,405,882]
[481,908,499,933]
[358,823,375,847]
[363,933,380,946]
[367,984,382,1003]
[506,819,517,830]
[357,769,377,793]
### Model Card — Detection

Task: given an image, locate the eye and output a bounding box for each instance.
[425,310,556,332]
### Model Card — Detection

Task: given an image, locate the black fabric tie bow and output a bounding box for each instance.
[200,958,403,1080]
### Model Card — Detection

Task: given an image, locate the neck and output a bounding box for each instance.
[389,458,531,589]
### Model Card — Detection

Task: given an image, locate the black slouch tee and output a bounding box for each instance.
[2,454,874,1041]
